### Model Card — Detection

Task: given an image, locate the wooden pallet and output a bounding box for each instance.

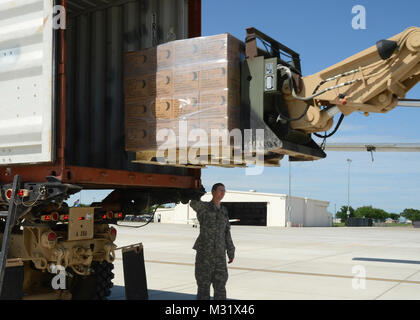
[132,146,283,168]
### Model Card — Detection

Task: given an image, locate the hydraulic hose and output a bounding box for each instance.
[314,113,345,139]
[276,105,311,122]
[278,66,359,101]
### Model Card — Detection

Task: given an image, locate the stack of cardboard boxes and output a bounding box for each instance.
[125,34,244,157]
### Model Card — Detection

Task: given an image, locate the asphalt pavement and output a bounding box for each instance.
[109,223,420,300]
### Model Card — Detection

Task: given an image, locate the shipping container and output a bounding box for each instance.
[0,0,202,190]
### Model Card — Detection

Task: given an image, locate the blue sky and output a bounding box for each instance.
[200,0,420,215]
[68,0,420,216]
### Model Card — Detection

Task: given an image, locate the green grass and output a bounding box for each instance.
[333,222,413,228]
[333,223,346,227]
[373,223,413,227]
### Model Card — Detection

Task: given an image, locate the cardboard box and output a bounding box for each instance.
[199,63,240,91]
[173,65,201,93]
[156,69,173,96]
[125,47,157,77]
[126,119,156,151]
[173,37,202,65]
[125,33,245,154]
[199,89,240,128]
[126,98,156,120]
[125,44,175,76]
[201,33,242,61]
[155,98,179,119]
[157,43,174,69]
[127,119,181,152]
[173,92,200,120]
[125,75,156,99]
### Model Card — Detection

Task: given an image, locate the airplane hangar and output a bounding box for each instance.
[155,190,333,227]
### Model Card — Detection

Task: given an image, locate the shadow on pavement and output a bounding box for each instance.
[110,286,197,300]
[353,257,420,265]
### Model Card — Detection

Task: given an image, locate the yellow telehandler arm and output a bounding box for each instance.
[279,27,420,134]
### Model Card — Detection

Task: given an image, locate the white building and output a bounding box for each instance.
[156,190,332,227]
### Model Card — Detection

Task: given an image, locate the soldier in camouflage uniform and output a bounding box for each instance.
[190,183,235,300]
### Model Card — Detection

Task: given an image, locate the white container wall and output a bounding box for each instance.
[0,0,55,165]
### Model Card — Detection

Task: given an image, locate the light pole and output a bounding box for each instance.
[347,159,352,218]
[287,159,292,227]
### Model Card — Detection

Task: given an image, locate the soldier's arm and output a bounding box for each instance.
[225,220,235,260]
[190,200,206,222]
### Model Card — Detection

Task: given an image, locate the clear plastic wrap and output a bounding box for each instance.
[125,33,244,153]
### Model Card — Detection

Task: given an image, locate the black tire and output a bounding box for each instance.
[70,261,114,300]
[92,261,114,300]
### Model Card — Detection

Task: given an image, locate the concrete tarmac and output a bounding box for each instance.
[109,223,420,300]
